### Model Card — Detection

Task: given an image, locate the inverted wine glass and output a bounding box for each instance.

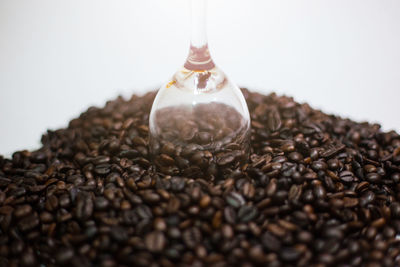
[149,0,251,180]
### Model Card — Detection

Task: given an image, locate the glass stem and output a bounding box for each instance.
[184,0,215,71]
[190,0,207,48]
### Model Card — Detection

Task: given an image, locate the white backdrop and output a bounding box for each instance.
[0,0,399,156]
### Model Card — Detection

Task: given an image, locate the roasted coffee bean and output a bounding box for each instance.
[197,132,212,145]
[225,192,245,208]
[18,214,39,232]
[110,226,128,242]
[74,193,93,221]
[94,197,109,210]
[94,164,111,175]
[0,89,399,266]
[280,247,302,262]
[183,227,202,249]
[267,108,282,132]
[145,231,166,252]
[288,152,303,162]
[224,206,237,224]
[340,170,354,183]
[366,173,381,183]
[360,191,375,206]
[237,205,258,222]
[170,177,185,192]
[327,158,340,170]
[311,160,328,171]
[261,232,281,251]
[14,205,32,218]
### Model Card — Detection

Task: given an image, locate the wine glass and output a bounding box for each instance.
[149,0,250,180]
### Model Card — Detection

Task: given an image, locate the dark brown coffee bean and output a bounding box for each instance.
[340,170,354,183]
[14,205,32,218]
[313,184,326,199]
[390,202,400,218]
[280,247,301,262]
[225,192,245,208]
[145,231,166,252]
[237,205,258,222]
[222,224,234,239]
[94,164,111,175]
[360,191,375,206]
[343,197,359,208]
[159,154,175,166]
[197,132,212,144]
[75,192,93,220]
[311,160,327,171]
[183,227,202,249]
[364,164,377,173]
[179,124,198,141]
[170,177,185,192]
[224,206,237,224]
[327,159,340,170]
[216,152,236,166]
[261,232,281,251]
[320,143,346,158]
[366,173,381,183]
[160,142,175,156]
[267,108,282,132]
[94,197,109,210]
[288,152,303,162]
[18,214,39,232]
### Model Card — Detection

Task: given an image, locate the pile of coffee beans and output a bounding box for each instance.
[0,89,399,266]
[150,102,250,179]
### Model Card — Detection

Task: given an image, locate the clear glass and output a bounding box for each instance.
[149,0,251,180]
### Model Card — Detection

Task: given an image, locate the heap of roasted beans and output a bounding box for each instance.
[0,89,399,267]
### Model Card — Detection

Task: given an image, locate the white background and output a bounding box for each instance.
[0,0,399,156]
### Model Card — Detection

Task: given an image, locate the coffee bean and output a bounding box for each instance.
[225,192,245,208]
[311,160,328,171]
[366,173,381,183]
[237,205,258,222]
[75,192,93,220]
[224,206,237,224]
[364,164,377,173]
[343,197,359,208]
[94,197,109,210]
[340,171,354,183]
[179,124,198,141]
[199,195,211,208]
[159,154,175,166]
[183,227,202,249]
[320,143,346,158]
[154,217,167,231]
[261,232,281,251]
[197,132,212,144]
[313,183,326,199]
[390,202,400,218]
[360,191,375,206]
[18,214,39,232]
[288,152,303,162]
[144,231,166,252]
[10,240,24,255]
[170,177,185,192]
[267,108,282,132]
[94,164,111,175]
[280,247,301,262]
[327,159,340,170]
[14,205,32,218]
[222,224,234,239]
[216,152,237,166]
